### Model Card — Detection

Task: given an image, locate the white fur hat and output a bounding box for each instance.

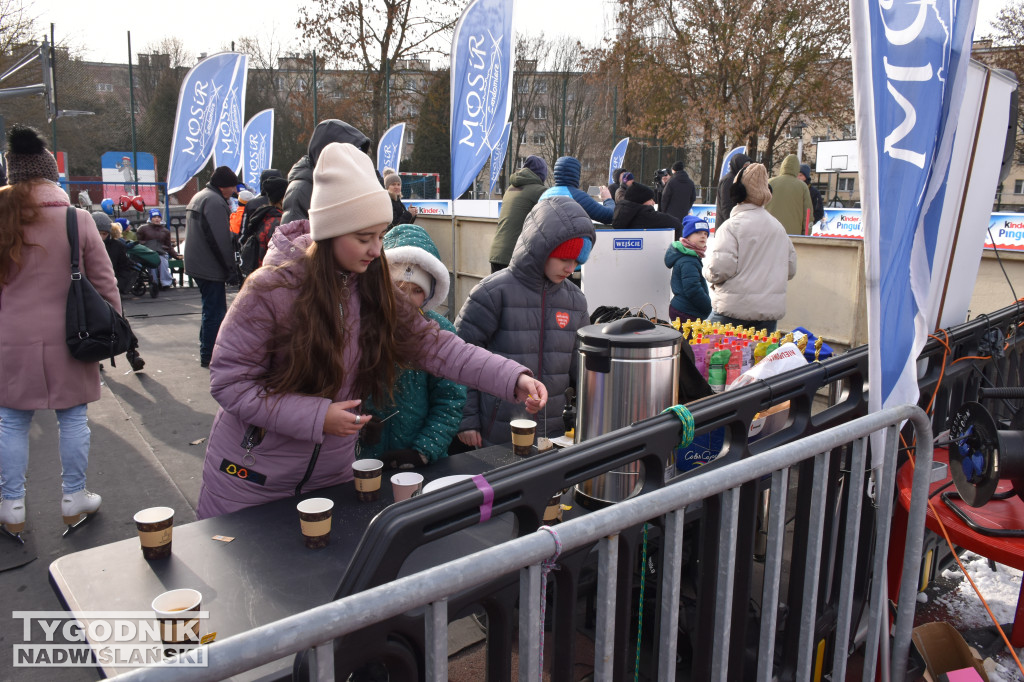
[309,142,392,242]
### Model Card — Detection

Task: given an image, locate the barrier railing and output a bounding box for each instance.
[113,405,933,682]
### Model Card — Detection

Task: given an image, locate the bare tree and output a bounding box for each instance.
[509,34,553,170]
[540,37,608,177]
[298,0,460,143]
[0,0,36,56]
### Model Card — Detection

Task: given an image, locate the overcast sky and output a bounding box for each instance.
[34,0,1008,66]
[35,0,614,65]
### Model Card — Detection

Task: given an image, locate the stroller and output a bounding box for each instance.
[125,242,162,298]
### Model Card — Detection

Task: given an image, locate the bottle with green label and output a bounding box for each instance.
[708,348,731,393]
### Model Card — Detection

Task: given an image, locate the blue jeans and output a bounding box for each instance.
[195,278,227,363]
[706,312,778,333]
[0,404,91,499]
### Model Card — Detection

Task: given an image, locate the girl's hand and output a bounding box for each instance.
[324,400,366,437]
[514,374,547,413]
[458,430,482,448]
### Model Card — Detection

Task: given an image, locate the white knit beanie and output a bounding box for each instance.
[390,262,435,305]
[309,142,393,242]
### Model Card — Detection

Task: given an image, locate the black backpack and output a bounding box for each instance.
[239,205,280,277]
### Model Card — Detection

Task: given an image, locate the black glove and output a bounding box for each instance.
[359,416,385,447]
[382,448,425,470]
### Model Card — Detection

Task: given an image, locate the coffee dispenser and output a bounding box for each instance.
[573,317,682,509]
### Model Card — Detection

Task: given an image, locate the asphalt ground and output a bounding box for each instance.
[0,283,235,681]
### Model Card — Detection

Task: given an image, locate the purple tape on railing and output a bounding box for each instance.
[472,474,494,523]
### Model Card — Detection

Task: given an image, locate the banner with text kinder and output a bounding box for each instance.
[450,0,515,199]
[851,0,977,462]
[166,53,247,194]
[242,109,274,194]
[377,122,405,174]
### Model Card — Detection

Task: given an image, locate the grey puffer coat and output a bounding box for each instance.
[455,196,596,445]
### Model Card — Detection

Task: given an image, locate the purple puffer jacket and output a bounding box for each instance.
[196,220,529,518]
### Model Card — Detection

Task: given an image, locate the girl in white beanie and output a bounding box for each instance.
[195,143,548,518]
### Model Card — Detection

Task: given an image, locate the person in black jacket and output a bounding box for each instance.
[385,172,418,228]
[799,163,825,226]
[653,168,670,206]
[281,120,375,223]
[660,161,697,221]
[715,152,751,224]
[93,211,137,294]
[612,182,684,238]
[607,167,627,198]
[239,168,283,237]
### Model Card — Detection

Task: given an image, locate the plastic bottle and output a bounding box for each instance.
[691,334,709,377]
[754,341,768,365]
[708,349,731,393]
[726,343,742,385]
[740,340,753,374]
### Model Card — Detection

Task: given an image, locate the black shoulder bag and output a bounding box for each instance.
[65,208,135,364]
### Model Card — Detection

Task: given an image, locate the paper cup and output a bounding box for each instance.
[133,507,174,560]
[510,419,537,456]
[151,588,202,655]
[544,490,567,523]
[391,472,424,502]
[297,497,334,549]
[352,459,384,502]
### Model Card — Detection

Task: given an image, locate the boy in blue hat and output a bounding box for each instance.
[665,215,712,322]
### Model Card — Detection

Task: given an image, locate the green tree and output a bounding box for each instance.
[409,69,450,198]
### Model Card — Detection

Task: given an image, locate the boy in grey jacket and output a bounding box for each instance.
[456,195,597,447]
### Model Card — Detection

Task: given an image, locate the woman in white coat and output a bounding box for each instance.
[703,162,797,333]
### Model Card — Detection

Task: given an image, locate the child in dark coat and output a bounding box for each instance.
[665,215,712,322]
[456,195,596,447]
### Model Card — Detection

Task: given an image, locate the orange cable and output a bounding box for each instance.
[951,355,991,365]
[904,446,1024,673]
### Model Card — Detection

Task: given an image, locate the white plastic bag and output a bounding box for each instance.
[727,342,808,391]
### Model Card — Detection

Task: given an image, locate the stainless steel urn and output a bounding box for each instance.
[574,317,682,509]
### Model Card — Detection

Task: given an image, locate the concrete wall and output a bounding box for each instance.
[418,215,1024,352]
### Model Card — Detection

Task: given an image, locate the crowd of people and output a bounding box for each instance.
[0,117,805,533]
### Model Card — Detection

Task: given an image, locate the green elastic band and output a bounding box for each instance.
[661,404,695,449]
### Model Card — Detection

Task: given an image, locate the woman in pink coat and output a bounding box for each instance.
[196,143,548,518]
[0,126,117,536]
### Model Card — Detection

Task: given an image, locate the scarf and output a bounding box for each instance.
[680,237,706,259]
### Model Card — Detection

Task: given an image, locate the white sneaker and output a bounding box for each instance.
[0,497,26,534]
[61,490,101,526]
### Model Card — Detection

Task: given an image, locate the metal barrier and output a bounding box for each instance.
[114,404,933,682]
[106,300,1023,680]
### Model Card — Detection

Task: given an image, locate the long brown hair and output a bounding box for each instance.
[0,180,45,288]
[256,238,434,404]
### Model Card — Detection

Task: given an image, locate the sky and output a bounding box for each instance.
[33,0,1007,67]
[34,0,614,65]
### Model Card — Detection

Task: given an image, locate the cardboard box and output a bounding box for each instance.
[748,400,790,443]
[911,622,989,682]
